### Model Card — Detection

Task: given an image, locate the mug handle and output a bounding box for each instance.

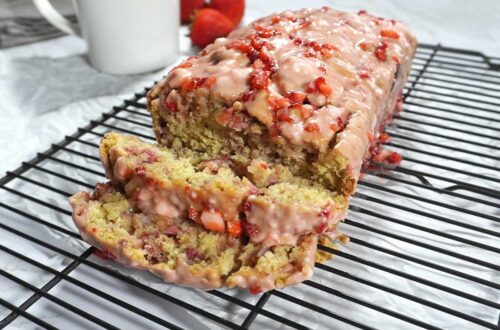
[32,0,81,36]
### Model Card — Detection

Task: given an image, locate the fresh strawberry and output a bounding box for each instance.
[210,0,245,26]
[191,8,234,48]
[181,0,206,25]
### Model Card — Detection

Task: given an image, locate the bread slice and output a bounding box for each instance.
[69,183,318,292]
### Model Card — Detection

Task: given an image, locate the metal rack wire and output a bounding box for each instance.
[0,43,499,329]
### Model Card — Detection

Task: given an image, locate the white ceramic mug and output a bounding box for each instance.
[33,0,180,75]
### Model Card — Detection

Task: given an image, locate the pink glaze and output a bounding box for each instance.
[244,195,346,246]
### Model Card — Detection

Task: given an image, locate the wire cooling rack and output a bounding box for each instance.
[0,43,499,329]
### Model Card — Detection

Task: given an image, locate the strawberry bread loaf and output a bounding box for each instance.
[148,7,416,195]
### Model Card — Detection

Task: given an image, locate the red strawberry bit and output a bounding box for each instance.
[244,222,260,237]
[124,146,139,155]
[135,166,147,177]
[94,249,115,260]
[304,123,320,133]
[249,69,270,90]
[358,70,370,79]
[241,91,256,102]
[227,219,243,237]
[164,225,180,236]
[259,162,268,170]
[186,248,204,260]
[367,132,375,143]
[380,29,400,39]
[188,206,201,223]
[242,201,252,212]
[91,227,97,233]
[249,285,262,295]
[318,64,327,73]
[315,222,328,234]
[182,78,196,92]
[269,123,281,137]
[358,10,368,15]
[255,25,275,38]
[392,55,400,64]
[299,21,312,29]
[271,16,280,24]
[227,40,252,54]
[278,113,294,123]
[164,101,178,113]
[359,42,370,51]
[390,19,397,25]
[374,42,388,61]
[286,92,306,105]
[386,151,402,164]
[379,132,391,143]
[315,77,332,96]
[215,107,234,126]
[201,208,225,232]
[304,48,316,58]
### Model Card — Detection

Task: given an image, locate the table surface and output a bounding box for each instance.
[0,0,499,175]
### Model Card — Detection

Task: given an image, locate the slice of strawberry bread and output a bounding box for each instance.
[69,183,318,292]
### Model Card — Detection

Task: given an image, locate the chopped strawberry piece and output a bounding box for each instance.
[374,42,388,61]
[215,107,234,126]
[367,132,375,143]
[255,25,274,38]
[299,21,312,29]
[188,206,201,223]
[136,166,147,177]
[392,55,400,64]
[164,101,178,112]
[386,151,402,164]
[91,227,97,233]
[380,29,400,39]
[379,132,391,143]
[271,16,280,24]
[278,113,294,123]
[186,248,204,260]
[269,123,281,137]
[304,123,320,133]
[286,92,306,105]
[182,78,197,92]
[94,249,115,260]
[358,71,370,79]
[315,77,332,96]
[227,219,243,237]
[201,208,225,232]
[337,117,345,132]
[244,222,260,237]
[227,40,252,54]
[241,91,255,102]
[359,42,370,51]
[259,162,268,170]
[242,201,252,212]
[249,285,262,295]
[249,69,270,90]
[358,10,367,15]
[315,222,328,234]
